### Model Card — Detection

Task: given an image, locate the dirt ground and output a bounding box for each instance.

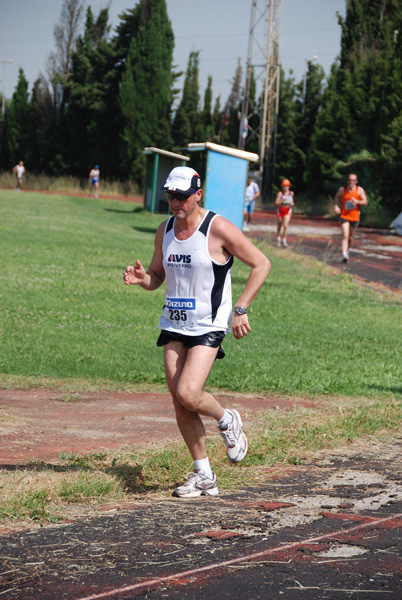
[0,389,330,466]
[250,209,402,293]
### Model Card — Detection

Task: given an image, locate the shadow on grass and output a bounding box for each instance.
[365,384,402,395]
[104,462,158,493]
[104,206,144,214]
[1,459,160,494]
[131,225,160,234]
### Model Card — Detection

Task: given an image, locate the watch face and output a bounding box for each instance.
[235,307,247,315]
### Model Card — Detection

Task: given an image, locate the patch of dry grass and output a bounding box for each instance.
[0,171,140,197]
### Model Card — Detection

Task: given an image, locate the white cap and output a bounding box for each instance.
[162,166,201,196]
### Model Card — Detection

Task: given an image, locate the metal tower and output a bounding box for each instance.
[238,0,282,192]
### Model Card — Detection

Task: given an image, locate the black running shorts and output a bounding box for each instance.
[339,217,360,228]
[157,329,226,359]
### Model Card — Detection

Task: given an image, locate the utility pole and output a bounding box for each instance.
[238,1,282,198]
[2,59,13,120]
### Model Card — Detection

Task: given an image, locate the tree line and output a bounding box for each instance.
[0,0,401,215]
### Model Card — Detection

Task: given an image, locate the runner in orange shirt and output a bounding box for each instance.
[334,173,368,263]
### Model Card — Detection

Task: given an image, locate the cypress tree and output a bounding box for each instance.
[4,68,34,167]
[294,61,325,192]
[62,6,120,177]
[309,0,402,205]
[243,68,259,155]
[172,50,201,148]
[118,0,174,182]
[218,58,243,147]
[196,75,214,142]
[273,69,299,186]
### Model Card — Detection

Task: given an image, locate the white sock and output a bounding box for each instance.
[218,409,233,430]
[194,457,213,479]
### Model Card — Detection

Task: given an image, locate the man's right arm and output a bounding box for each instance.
[334,187,343,214]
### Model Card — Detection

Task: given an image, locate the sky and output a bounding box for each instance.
[0,0,346,105]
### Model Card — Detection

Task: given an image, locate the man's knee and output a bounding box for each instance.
[175,383,202,411]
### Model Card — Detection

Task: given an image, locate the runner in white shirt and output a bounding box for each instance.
[13,161,25,191]
[243,175,260,232]
[124,166,271,498]
[89,165,100,198]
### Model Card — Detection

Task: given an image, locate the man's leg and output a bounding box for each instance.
[243,206,250,231]
[341,221,350,260]
[348,223,356,250]
[164,342,225,497]
[282,214,291,246]
[166,342,247,464]
[276,216,283,245]
[164,342,224,461]
[247,203,254,225]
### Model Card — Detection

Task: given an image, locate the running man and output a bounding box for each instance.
[275,179,294,247]
[334,173,368,263]
[124,166,271,498]
[13,161,25,191]
[89,165,100,198]
[243,175,260,232]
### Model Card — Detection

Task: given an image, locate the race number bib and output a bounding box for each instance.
[164,297,197,328]
[345,200,356,210]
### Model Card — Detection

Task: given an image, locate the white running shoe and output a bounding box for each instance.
[219,409,248,463]
[243,223,250,232]
[277,236,281,247]
[173,470,219,498]
[282,239,288,248]
[342,252,349,263]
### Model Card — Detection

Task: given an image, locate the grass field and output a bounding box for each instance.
[0,189,401,523]
[0,189,401,398]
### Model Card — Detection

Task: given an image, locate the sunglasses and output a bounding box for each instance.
[165,191,191,202]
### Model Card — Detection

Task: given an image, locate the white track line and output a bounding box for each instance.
[76,511,402,600]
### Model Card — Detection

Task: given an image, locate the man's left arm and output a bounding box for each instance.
[358,186,368,206]
[214,218,271,339]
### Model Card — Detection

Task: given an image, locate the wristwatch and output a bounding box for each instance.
[234,306,247,315]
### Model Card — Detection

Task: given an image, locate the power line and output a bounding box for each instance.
[0,27,339,43]
[175,27,338,39]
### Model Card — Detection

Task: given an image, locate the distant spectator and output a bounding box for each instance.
[334,173,368,263]
[13,161,25,191]
[243,175,260,232]
[275,179,294,247]
[89,165,100,198]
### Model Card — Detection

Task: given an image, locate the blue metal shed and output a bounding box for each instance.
[143,147,190,213]
[187,142,259,230]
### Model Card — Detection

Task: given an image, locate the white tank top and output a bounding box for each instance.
[158,211,233,335]
[282,191,293,205]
